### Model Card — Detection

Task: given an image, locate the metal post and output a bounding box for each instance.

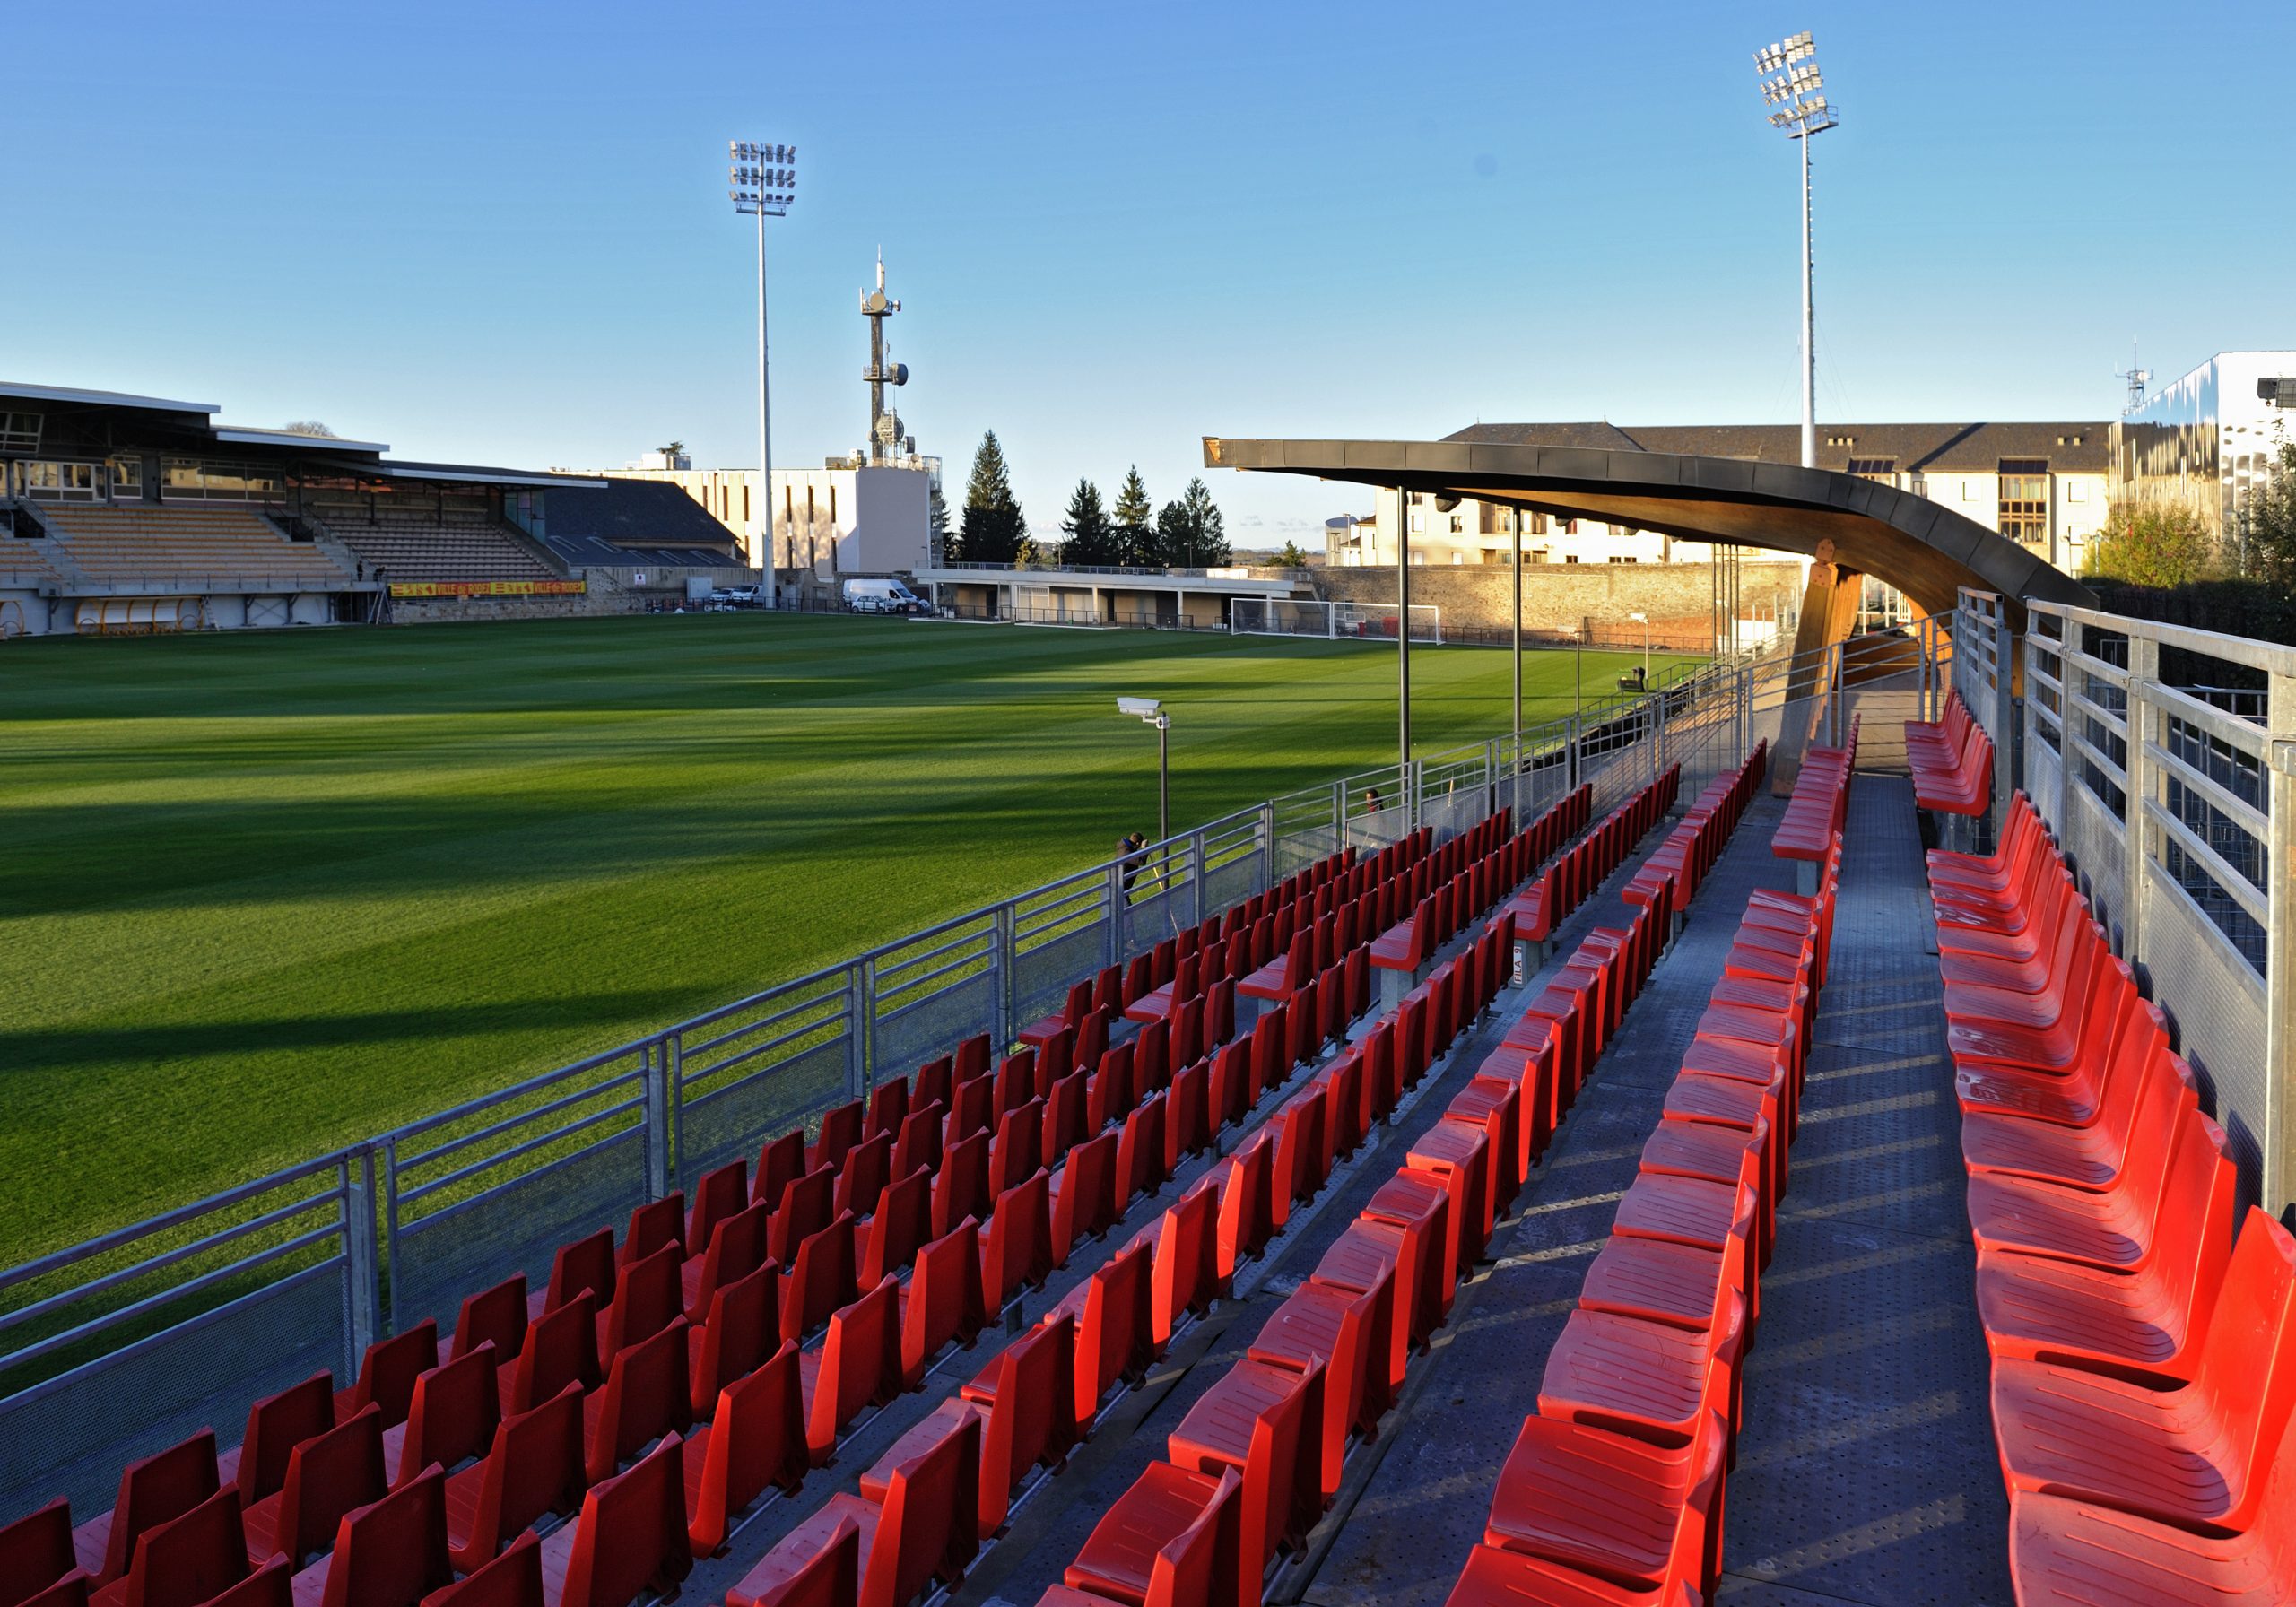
[1396,485,1412,775]
[1105,861,1127,964]
[1992,604,2017,819]
[1158,716,1170,844]
[846,961,872,1103]
[992,903,1016,1054]
[2121,635,2158,974]
[642,1039,670,1199]
[2266,667,2296,1213]
[1260,799,1280,889]
[1799,126,1816,469]
[756,191,777,607]
[1189,827,1208,928]
[1510,508,1523,747]
[343,1150,382,1365]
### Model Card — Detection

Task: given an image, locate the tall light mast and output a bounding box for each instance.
[1752,33,1839,469]
[729,141,796,597]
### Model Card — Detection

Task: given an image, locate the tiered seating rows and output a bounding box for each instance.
[716,790,1622,1607]
[1429,744,1803,1607]
[1771,717,1857,864]
[1006,755,1766,1607]
[1622,746,1770,924]
[1926,793,2296,1604]
[1497,781,1657,949]
[0,834,1492,1607]
[326,518,557,584]
[1905,693,1991,817]
[36,506,353,586]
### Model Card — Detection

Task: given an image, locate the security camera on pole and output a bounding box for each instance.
[730,140,796,604]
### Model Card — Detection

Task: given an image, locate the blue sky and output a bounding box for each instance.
[9,1,2291,544]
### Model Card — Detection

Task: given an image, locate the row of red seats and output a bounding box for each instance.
[1926,795,2296,1603]
[1020,848,1373,1051]
[1905,692,1991,817]
[1770,720,1856,865]
[1361,808,1532,977]
[1622,744,1771,926]
[1032,746,1779,1607]
[1499,778,1660,949]
[729,928,1526,1607]
[1444,790,1837,1606]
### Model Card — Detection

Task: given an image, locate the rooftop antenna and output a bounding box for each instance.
[2117,339,2151,414]
[860,250,909,464]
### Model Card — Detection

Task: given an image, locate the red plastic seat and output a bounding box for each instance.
[243,1405,385,1570]
[4,1502,79,1607]
[1483,1412,1726,1600]
[1539,1286,1744,1454]
[526,1232,615,1325]
[1208,1137,1274,1278]
[962,1312,1078,1533]
[70,1429,222,1587]
[335,1323,439,1435]
[583,1318,691,1483]
[781,1213,860,1344]
[1143,1185,1222,1345]
[1580,1186,1754,1337]
[286,1463,451,1607]
[443,1385,585,1574]
[896,1218,983,1387]
[1056,1240,1157,1424]
[683,1338,806,1556]
[933,1132,992,1241]
[979,1170,1054,1313]
[1053,1132,1120,1265]
[684,1199,771,1324]
[419,1530,542,1607]
[800,1276,901,1464]
[1062,1461,1240,1607]
[534,1434,691,1607]
[228,1373,337,1507]
[1407,1122,1495,1273]
[1442,1540,1700,1607]
[769,1169,838,1267]
[689,1259,778,1420]
[837,1134,894,1221]
[1992,1208,2296,1536]
[88,1485,251,1607]
[1248,1276,1394,1498]
[1167,1359,1323,1601]
[861,1171,932,1290]
[1350,1181,1450,1349]
[595,1241,681,1360]
[450,1278,527,1371]
[1966,1110,2232,1274]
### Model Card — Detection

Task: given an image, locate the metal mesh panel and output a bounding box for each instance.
[2063,782,2128,953]
[2144,859,2271,1197]
[680,1034,850,1179]
[1013,917,1109,1030]
[0,1263,347,1517]
[387,1074,650,1334]
[1118,876,1190,958]
[874,970,996,1086]
[1201,849,1264,918]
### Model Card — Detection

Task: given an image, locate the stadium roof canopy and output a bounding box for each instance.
[1201,433,2097,616]
[0,378,586,491]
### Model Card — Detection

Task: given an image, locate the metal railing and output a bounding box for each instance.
[0,641,1767,1520]
[1946,591,2295,1212]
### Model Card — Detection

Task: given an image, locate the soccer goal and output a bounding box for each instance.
[1231,598,1442,645]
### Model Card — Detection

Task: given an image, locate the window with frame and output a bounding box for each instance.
[161,459,283,502]
[1847,456,1896,480]
[21,460,100,501]
[1448,514,1462,534]
[108,456,143,500]
[1998,460,2049,545]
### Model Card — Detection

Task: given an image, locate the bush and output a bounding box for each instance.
[2083,497,2224,588]
[2081,576,2296,651]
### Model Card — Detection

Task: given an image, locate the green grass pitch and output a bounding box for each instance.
[0,612,1682,1267]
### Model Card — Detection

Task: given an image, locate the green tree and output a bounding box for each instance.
[1152,477,1231,568]
[1274,539,1311,568]
[2241,419,2296,591]
[2083,496,2222,589]
[1112,465,1155,567]
[1060,478,1123,567]
[927,482,950,564]
[957,430,1026,563]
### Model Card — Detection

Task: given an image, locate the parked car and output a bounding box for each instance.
[843,578,929,615]
[709,585,764,608]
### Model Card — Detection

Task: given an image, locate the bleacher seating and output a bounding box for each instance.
[321,511,557,585]
[1925,790,2296,1603]
[1772,717,1857,867]
[1905,693,1992,816]
[34,506,354,587]
[2,754,1798,1607]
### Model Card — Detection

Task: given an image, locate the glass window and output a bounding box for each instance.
[109,456,143,499]
[20,460,100,501]
[161,459,283,502]
[1448,515,1462,534]
[1409,514,1422,532]
[1997,460,2049,545]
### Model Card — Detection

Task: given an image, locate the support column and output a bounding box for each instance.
[1396,485,1412,777]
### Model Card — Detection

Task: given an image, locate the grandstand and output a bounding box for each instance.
[0,382,603,633]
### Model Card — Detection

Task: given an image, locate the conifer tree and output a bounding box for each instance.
[1112,465,1154,566]
[1061,478,1122,566]
[958,430,1026,562]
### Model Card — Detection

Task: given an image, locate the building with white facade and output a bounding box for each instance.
[2112,352,2296,552]
[562,459,939,578]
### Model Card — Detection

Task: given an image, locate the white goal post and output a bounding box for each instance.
[1231,598,1442,646]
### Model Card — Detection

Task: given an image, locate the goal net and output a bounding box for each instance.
[1231,598,1442,646]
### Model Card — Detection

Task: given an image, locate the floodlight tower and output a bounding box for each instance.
[1752,32,1838,469]
[730,141,797,599]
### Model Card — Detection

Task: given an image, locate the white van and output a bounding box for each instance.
[843,578,928,615]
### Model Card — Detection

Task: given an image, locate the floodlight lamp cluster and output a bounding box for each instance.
[1752,30,1839,137]
[729,140,798,215]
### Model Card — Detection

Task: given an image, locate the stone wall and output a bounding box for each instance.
[1302,561,1801,647]
[387,589,643,626]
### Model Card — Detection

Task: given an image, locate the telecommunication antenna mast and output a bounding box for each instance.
[2117,341,2152,414]
[860,254,912,465]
